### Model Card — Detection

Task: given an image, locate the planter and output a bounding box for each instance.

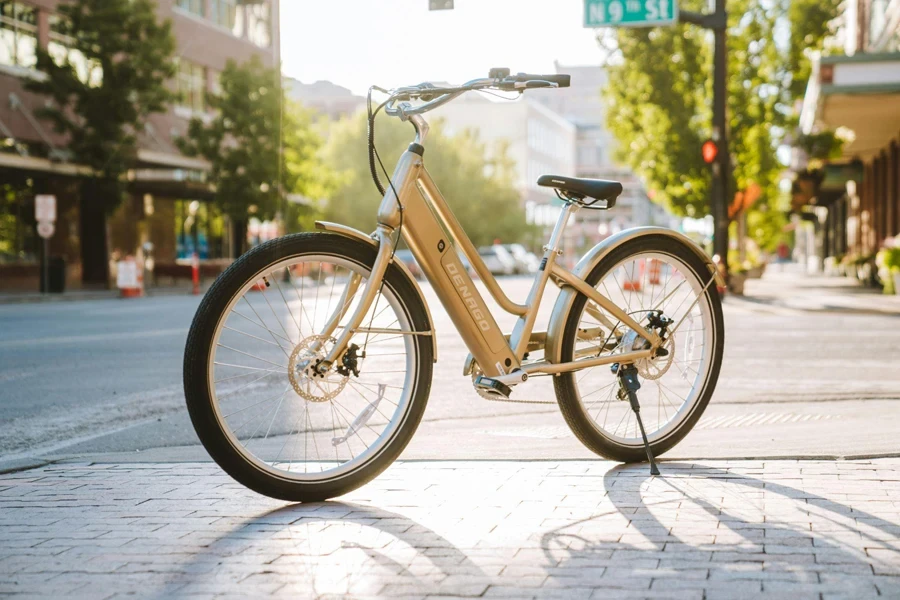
[728,272,747,296]
[857,263,872,283]
[894,272,900,296]
[746,265,764,279]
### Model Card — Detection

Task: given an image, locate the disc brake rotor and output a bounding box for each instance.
[635,335,675,380]
[288,334,349,402]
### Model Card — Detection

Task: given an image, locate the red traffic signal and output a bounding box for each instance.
[702,139,718,164]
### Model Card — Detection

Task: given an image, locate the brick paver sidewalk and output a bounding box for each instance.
[1,459,899,599]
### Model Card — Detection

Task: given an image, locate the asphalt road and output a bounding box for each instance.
[1,274,898,466]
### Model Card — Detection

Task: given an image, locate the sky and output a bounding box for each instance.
[280,0,607,96]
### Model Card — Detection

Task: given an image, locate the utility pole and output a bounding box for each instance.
[680,0,730,275]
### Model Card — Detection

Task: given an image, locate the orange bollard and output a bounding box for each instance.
[648,259,661,285]
[622,259,644,292]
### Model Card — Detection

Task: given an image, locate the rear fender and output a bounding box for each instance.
[314,221,437,362]
[545,227,722,366]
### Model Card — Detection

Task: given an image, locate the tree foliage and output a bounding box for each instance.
[27,0,176,200]
[26,0,176,282]
[321,112,532,248]
[602,0,840,248]
[787,0,842,101]
[179,55,328,230]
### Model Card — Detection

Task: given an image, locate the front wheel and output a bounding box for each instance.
[183,233,433,502]
[553,235,724,463]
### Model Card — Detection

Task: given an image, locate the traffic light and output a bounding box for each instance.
[701,139,718,164]
[429,0,453,9]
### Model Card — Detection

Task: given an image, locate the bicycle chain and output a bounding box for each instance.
[470,363,557,405]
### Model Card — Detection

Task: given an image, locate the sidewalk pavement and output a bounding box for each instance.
[731,264,898,316]
[2,459,898,599]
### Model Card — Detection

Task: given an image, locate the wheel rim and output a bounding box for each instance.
[207,254,417,483]
[569,251,715,447]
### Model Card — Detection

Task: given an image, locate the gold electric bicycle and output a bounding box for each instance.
[183,69,725,502]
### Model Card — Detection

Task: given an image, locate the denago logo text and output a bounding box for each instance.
[445,262,490,332]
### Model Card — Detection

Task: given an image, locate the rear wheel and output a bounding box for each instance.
[554,235,724,462]
[183,233,433,502]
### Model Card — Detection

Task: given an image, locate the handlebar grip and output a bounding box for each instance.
[514,73,570,88]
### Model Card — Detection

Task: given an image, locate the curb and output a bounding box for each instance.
[0,287,206,306]
[725,293,900,317]
[6,453,900,476]
[0,457,54,475]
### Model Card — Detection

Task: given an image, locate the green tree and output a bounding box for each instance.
[787,0,842,101]
[322,112,531,248]
[179,55,327,255]
[27,0,176,284]
[601,0,840,253]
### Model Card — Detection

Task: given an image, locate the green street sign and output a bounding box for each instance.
[584,0,678,27]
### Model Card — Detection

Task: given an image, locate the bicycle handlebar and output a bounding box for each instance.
[383,70,570,119]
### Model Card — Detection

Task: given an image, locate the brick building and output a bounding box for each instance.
[794,0,900,271]
[0,0,280,290]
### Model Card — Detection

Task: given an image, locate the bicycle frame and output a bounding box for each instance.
[317,115,661,383]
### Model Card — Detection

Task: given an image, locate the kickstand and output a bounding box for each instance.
[617,364,660,476]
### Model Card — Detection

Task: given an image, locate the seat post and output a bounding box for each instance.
[546,203,578,256]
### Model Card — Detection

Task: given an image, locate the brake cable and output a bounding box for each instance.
[361,86,408,360]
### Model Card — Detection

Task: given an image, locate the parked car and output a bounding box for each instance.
[502,243,540,274]
[393,249,423,280]
[477,245,516,276]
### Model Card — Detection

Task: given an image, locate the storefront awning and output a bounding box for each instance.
[800,53,900,161]
[0,152,93,176]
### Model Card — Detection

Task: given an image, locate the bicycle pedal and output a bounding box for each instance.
[474,375,512,399]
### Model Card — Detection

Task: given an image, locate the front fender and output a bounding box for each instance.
[545,227,722,366]
[314,221,437,362]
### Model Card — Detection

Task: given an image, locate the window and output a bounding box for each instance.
[0,1,37,69]
[176,0,204,17]
[869,0,888,46]
[209,69,221,97]
[244,3,271,48]
[48,15,102,86]
[177,60,207,113]
[211,0,238,31]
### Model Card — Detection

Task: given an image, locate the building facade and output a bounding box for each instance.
[795,0,900,271]
[533,63,677,247]
[0,0,279,290]
[431,89,577,222]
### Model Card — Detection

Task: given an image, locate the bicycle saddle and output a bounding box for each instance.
[537,175,623,207]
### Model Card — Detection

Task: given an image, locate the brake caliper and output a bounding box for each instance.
[336,343,364,378]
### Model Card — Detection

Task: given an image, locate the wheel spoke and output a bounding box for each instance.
[203,251,419,484]
[568,249,717,446]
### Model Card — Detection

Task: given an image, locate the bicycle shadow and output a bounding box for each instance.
[540,462,900,596]
[162,463,900,598]
[172,500,487,597]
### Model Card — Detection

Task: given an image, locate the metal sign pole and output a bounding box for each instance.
[680,1,729,276]
[43,238,49,294]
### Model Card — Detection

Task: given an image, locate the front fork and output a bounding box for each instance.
[313,225,395,374]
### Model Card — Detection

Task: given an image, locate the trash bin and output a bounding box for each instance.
[40,256,66,294]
